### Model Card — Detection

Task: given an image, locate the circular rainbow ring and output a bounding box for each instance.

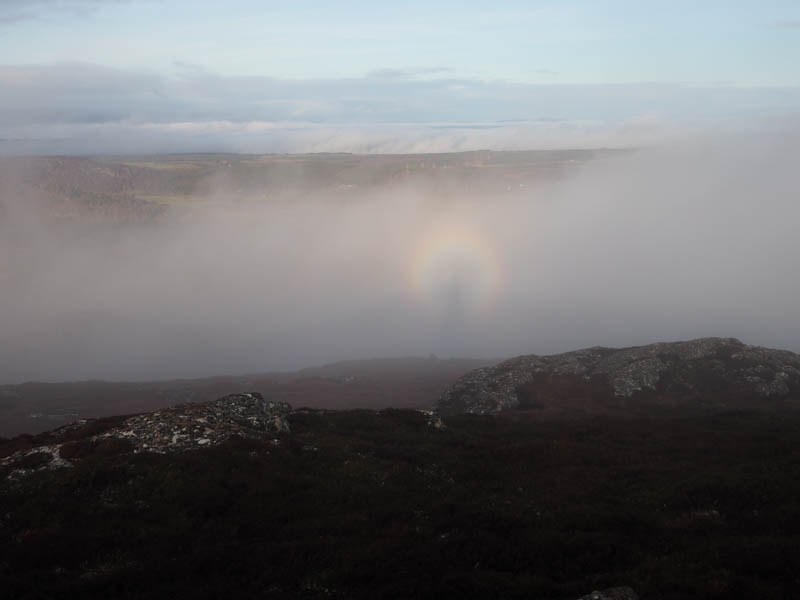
[407,223,505,316]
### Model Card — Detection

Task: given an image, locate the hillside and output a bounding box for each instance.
[3,391,800,598]
[4,339,800,598]
[0,150,620,224]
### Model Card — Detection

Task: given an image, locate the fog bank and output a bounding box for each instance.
[1,129,799,383]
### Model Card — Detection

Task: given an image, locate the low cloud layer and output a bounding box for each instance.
[2,63,799,155]
[0,0,131,23]
[1,127,799,383]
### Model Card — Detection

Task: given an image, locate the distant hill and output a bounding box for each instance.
[0,357,491,438]
[0,149,624,223]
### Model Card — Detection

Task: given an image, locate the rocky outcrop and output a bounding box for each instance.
[1,393,291,478]
[438,338,800,415]
[97,392,292,453]
[577,587,638,600]
[417,409,447,430]
[0,444,75,481]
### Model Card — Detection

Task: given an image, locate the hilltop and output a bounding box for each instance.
[3,389,800,598]
[438,338,800,417]
[3,340,800,597]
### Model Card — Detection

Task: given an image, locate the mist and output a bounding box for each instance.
[1,127,799,383]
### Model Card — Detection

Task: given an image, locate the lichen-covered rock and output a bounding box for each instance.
[266,404,292,434]
[2,393,293,472]
[95,393,292,453]
[0,444,74,480]
[417,409,447,430]
[577,587,638,600]
[438,338,800,415]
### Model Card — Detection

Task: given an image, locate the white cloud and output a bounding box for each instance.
[0,63,798,154]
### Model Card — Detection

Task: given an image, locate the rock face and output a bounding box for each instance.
[438,338,800,415]
[577,587,638,600]
[417,409,447,430]
[1,393,291,478]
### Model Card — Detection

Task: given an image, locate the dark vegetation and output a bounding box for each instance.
[3,408,800,598]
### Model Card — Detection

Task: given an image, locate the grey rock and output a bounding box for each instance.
[0,393,297,462]
[96,393,293,453]
[265,400,292,433]
[417,409,447,430]
[0,444,74,480]
[438,338,800,415]
[577,587,638,600]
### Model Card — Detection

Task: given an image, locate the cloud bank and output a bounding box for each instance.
[1,127,799,383]
[0,0,131,23]
[1,63,799,155]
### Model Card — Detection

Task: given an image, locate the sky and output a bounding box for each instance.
[1,0,799,153]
